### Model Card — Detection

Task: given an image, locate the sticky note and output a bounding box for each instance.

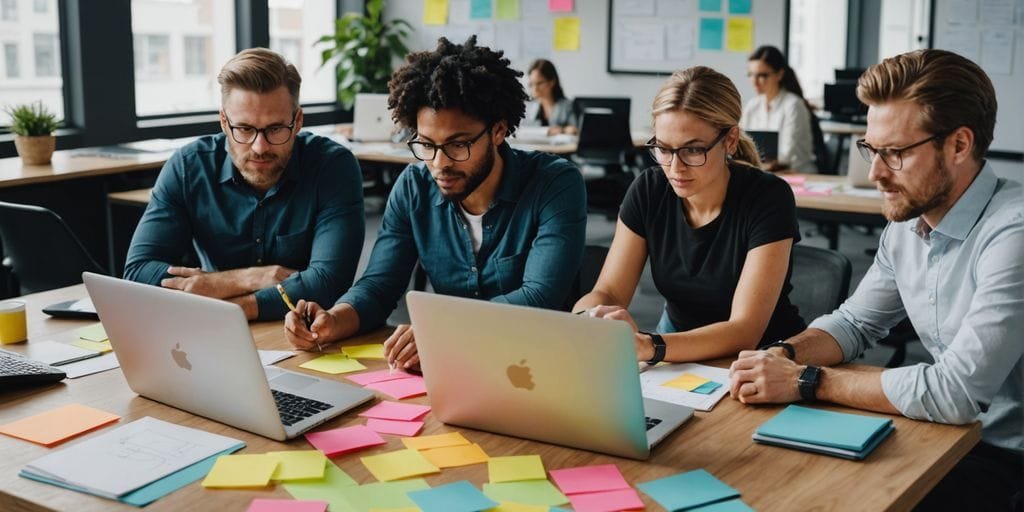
[283,463,358,509]
[725,17,754,52]
[341,344,386,360]
[549,0,573,12]
[365,376,427,399]
[247,499,328,512]
[421,443,490,468]
[0,403,120,447]
[70,339,113,353]
[549,464,630,494]
[402,431,471,450]
[304,425,386,456]
[361,449,440,482]
[366,418,425,437]
[424,0,448,25]
[266,450,328,481]
[77,323,108,342]
[662,372,711,391]
[201,454,278,488]
[483,480,569,506]
[729,0,751,14]
[685,498,755,511]
[488,503,550,512]
[567,488,644,512]
[299,353,367,375]
[470,0,492,19]
[496,0,520,19]
[342,479,431,511]
[637,469,741,511]
[359,401,431,421]
[488,455,546,483]
[408,480,498,512]
[692,381,723,394]
[699,0,721,11]
[699,18,724,50]
[348,369,418,386]
[553,17,580,51]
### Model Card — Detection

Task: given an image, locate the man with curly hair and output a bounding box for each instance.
[284,37,587,367]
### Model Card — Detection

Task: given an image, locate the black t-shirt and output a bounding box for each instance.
[619,163,806,345]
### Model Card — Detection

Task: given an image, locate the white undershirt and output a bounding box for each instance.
[459,204,485,254]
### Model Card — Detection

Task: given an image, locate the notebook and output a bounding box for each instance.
[753,405,894,460]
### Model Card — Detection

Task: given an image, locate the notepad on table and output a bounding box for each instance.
[753,405,895,460]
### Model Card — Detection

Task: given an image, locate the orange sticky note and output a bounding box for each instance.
[420,443,490,468]
[0,403,120,447]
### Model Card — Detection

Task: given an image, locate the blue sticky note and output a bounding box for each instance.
[699,18,724,50]
[699,0,722,11]
[408,480,498,512]
[691,381,722,394]
[692,498,755,511]
[471,0,492,19]
[728,0,751,14]
[637,469,740,512]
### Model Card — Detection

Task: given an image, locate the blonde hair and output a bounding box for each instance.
[857,49,995,163]
[217,48,301,109]
[651,66,761,168]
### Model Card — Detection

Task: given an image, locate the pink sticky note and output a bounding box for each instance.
[549,0,573,11]
[346,369,416,386]
[365,376,427,399]
[780,175,806,185]
[365,418,425,437]
[359,401,431,421]
[567,488,644,512]
[792,186,832,197]
[549,464,630,494]
[247,499,328,512]
[304,425,386,457]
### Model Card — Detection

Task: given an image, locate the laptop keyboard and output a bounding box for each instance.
[272,389,332,426]
[0,351,67,387]
[645,416,663,431]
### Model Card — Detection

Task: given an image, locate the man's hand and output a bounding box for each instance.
[160,266,229,298]
[160,265,297,299]
[284,300,334,351]
[383,324,419,370]
[728,350,803,404]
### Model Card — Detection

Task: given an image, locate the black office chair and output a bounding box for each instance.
[565,244,609,310]
[788,245,852,324]
[573,110,637,220]
[809,113,833,174]
[0,201,108,294]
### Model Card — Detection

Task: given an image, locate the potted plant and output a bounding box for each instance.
[316,0,412,109]
[4,101,60,165]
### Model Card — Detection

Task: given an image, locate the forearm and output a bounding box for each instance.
[211,266,287,296]
[786,328,845,366]
[225,293,259,321]
[817,365,900,415]
[324,303,361,342]
[659,320,766,362]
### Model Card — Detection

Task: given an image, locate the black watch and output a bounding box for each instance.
[639,331,666,365]
[798,365,822,402]
[762,340,796,360]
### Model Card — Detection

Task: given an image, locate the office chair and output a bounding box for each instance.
[573,109,638,220]
[788,245,852,324]
[809,113,833,174]
[0,201,108,294]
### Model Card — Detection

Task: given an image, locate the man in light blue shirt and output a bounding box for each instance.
[729,49,1022,510]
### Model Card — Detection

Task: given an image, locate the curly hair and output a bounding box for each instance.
[388,36,528,136]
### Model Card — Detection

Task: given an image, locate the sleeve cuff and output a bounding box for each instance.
[808,314,864,363]
[337,291,385,335]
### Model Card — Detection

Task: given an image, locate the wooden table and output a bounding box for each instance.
[787,173,887,250]
[0,152,167,190]
[0,285,979,511]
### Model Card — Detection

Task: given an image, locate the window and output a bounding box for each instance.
[33,33,59,77]
[131,0,236,116]
[33,0,48,14]
[1,0,17,21]
[3,43,17,78]
[788,0,848,106]
[0,6,63,122]
[269,0,336,104]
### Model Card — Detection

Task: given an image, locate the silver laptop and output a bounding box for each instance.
[353,93,395,142]
[406,292,693,460]
[82,273,374,441]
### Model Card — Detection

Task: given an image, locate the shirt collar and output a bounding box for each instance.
[910,162,998,241]
[432,142,522,207]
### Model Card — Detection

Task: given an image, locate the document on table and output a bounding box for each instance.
[640,363,731,411]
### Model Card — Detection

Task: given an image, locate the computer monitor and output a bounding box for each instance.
[824,83,868,121]
[572,97,631,128]
[834,68,866,82]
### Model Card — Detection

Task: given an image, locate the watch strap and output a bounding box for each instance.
[639,331,666,365]
[798,365,822,402]
[762,340,796,360]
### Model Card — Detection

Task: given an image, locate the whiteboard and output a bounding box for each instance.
[931,0,1024,156]
[607,0,788,75]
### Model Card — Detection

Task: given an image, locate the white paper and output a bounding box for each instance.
[521,0,547,18]
[24,417,243,499]
[979,0,1015,25]
[495,22,523,60]
[62,352,120,379]
[947,0,978,23]
[257,349,295,367]
[942,27,981,63]
[617,0,657,16]
[24,341,100,366]
[449,0,471,24]
[621,21,667,61]
[640,363,731,412]
[657,0,694,16]
[666,21,696,61]
[981,29,1014,75]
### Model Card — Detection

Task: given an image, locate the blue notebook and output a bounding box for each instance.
[753,405,894,460]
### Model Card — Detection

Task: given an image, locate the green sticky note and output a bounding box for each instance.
[496,0,520,19]
[341,344,386,360]
[266,450,327,481]
[299,353,367,374]
[201,454,277,488]
[488,455,546,483]
[283,463,359,512]
[77,323,108,342]
[340,479,431,511]
[483,480,569,506]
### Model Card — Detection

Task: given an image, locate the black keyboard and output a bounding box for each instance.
[645,416,663,431]
[0,351,67,387]
[271,389,333,426]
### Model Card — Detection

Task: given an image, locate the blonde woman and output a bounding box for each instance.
[574,66,805,364]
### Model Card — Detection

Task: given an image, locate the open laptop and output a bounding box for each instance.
[406,292,693,460]
[846,136,874,188]
[353,93,396,142]
[82,273,374,441]
[746,130,779,162]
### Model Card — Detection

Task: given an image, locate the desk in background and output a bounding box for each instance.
[787,173,886,250]
[0,284,979,511]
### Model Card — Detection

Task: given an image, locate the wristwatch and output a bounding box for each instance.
[639,331,666,365]
[762,340,796,360]
[798,365,822,402]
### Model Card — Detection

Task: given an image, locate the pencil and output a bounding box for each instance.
[276,284,321,352]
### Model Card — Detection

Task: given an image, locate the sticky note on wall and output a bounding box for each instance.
[553,17,580,51]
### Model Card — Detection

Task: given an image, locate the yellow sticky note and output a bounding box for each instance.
[369,508,420,512]
[490,503,550,512]
[488,455,546,483]
[77,323,107,342]
[553,17,580,51]
[725,17,754,52]
[420,443,489,468]
[71,339,112,353]
[266,450,327,481]
[299,353,367,374]
[662,372,711,391]
[201,454,278,488]
[342,344,386,360]
[401,431,471,451]
[423,0,448,25]
[361,449,440,482]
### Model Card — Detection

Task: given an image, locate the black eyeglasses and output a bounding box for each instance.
[855,133,946,171]
[407,125,492,162]
[645,128,730,167]
[224,110,298,145]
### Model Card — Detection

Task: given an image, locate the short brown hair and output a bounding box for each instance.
[857,49,996,162]
[217,48,301,109]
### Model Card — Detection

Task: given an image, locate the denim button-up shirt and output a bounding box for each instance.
[124,132,365,321]
[339,143,587,332]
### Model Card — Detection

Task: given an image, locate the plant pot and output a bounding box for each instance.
[14,135,56,165]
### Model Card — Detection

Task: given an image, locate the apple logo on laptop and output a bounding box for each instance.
[170,343,192,371]
[506,359,534,390]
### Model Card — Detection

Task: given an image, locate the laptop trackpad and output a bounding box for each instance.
[270,372,317,391]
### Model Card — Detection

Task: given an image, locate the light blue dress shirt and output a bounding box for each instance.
[810,163,1024,454]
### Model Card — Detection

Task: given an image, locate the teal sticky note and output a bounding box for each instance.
[728,0,751,14]
[699,0,722,11]
[690,498,755,511]
[409,481,499,512]
[471,0,492,18]
[699,18,724,50]
[756,405,893,451]
[637,469,740,511]
[691,381,722,394]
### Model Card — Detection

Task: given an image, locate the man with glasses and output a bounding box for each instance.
[124,48,365,321]
[283,37,586,369]
[730,49,1023,510]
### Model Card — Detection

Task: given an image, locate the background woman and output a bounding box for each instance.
[523,59,576,135]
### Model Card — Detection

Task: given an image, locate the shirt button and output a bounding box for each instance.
[929,294,935,304]
[256,238,262,243]
[470,266,478,273]
[931,256,938,264]
[256,258,263,264]
[474,291,479,296]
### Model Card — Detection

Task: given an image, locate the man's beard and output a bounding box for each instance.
[879,153,954,222]
[437,137,496,203]
[230,145,290,191]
